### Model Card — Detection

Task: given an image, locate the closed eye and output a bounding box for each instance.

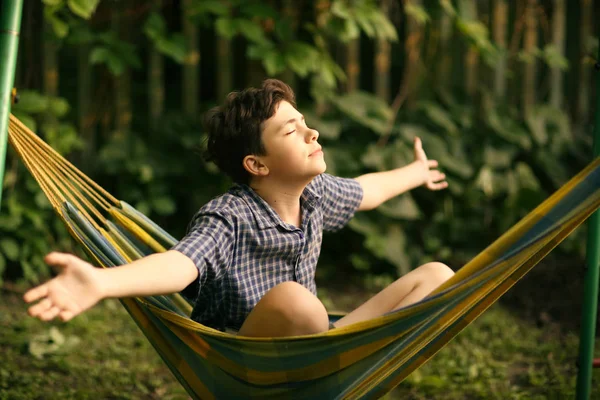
[285,130,295,135]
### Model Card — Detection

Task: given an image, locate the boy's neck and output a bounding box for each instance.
[250,178,308,228]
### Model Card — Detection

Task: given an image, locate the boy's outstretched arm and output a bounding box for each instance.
[23,250,197,322]
[355,137,448,211]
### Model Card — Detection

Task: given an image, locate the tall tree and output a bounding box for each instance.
[280,0,298,90]
[112,2,132,133]
[550,0,566,108]
[437,10,452,92]
[402,0,423,108]
[42,16,59,97]
[374,0,391,102]
[181,0,199,116]
[463,1,479,97]
[148,0,165,126]
[345,38,360,93]
[522,0,538,116]
[492,0,508,99]
[77,39,93,171]
[577,0,593,123]
[216,35,232,102]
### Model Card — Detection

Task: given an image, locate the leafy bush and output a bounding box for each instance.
[1,92,83,284]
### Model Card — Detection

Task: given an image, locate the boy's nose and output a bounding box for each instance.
[306,128,319,142]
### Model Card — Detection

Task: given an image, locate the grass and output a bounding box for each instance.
[1,258,599,399]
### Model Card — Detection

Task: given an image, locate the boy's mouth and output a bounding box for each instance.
[309,147,323,157]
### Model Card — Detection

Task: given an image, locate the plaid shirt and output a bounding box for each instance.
[171,173,363,331]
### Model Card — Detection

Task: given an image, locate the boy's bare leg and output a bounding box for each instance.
[238,281,329,337]
[334,262,454,328]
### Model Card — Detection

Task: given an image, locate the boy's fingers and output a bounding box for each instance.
[44,252,74,267]
[23,285,48,303]
[40,306,61,321]
[28,298,53,317]
[432,181,449,190]
[432,171,446,181]
[59,310,75,322]
[428,160,438,168]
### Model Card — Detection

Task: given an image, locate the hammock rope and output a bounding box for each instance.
[7,114,600,399]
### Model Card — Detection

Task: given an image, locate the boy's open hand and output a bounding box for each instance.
[413,137,448,191]
[23,252,104,322]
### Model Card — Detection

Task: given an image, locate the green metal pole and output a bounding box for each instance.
[0,0,23,208]
[575,38,600,400]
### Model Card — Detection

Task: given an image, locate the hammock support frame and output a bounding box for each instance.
[0,0,23,207]
[575,33,600,400]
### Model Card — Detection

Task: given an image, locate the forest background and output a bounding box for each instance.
[1,0,599,399]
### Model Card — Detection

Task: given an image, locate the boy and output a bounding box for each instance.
[24,79,453,337]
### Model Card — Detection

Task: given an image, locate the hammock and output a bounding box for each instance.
[7,113,600,399]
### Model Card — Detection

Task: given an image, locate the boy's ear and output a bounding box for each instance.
[242,155,269,178]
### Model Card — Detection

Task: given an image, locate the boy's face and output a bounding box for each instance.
[256,101,326,183]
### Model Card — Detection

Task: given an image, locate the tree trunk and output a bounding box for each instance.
[112,4,132,133]
[522,0,537,116]
[577,0,592,123]
[314,0,331,116]
[463,2,478,97]
[42,16,58,97]
[437,12,452,91]
[78,44,94,171]
[345,38,360,93]
[216,36,232,102]
[280,0,298,90]
[492,0,508,100]
[248,59,266,88]
[148,0,164,126]
[550,0,566,109]
[403,0,423,109]
[182,0,199,116]
[374,0,391,102]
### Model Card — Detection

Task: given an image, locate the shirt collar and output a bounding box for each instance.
[232,182,321,230]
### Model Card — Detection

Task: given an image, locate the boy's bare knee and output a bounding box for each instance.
[421,262,454,283]
[264,282,329,334]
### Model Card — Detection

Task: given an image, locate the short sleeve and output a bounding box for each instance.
[170,213,234,299]
[313,173,363,232]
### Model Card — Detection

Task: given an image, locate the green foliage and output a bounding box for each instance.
[327,0,399,42]
[1,93,81,285]
[90,32,141,76]
[42,0,99,38]
[317,88,587,277]
[144,13,187,63]
[6,1,591,286]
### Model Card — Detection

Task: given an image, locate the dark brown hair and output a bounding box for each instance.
[204,79,296,184]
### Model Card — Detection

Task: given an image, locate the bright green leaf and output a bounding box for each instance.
[143,12,166,41]
[152,197,176,216]
[405,4,430,25]
[156,34,187,64]
[237,19,268,44]
[262,51,286,76]
[67,0,100,19]
[0,238,20,261]
[48,97,70,117]
[215,18,238,39]
[13,91,49,114]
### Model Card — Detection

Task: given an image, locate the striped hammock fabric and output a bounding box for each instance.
[7,114,600,399]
